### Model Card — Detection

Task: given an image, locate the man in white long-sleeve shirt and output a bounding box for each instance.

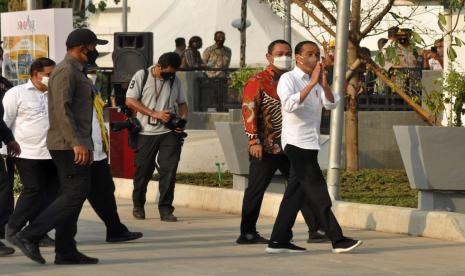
[2,58,58,247]
[266,41,362,254]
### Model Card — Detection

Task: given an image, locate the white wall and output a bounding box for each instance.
[0,9,73,63]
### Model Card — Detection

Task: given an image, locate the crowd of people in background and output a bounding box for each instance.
[174,31,232,77]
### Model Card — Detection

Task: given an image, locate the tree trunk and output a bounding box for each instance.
[345,0,361,171]
[240,0,247,68]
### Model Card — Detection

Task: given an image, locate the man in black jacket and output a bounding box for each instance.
[0,100,20,256]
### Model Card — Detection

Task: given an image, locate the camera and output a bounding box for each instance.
[110,107,142,149]
[110,117,142,133]
[164,113,188,138]
[110,107,142,133]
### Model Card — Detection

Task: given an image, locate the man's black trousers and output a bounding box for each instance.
[133,132,182,216]
[270,145,344,243]
[19,150,90,255]
[8,158,59,235]
[88,158,128,236]
[240,152,319,235]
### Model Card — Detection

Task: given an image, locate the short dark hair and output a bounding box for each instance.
[294,41,318,55]
[30,57,56,77]
[267,39,291,54]
[175,37,185,47]
[188,36,202,47]
[214,31,225,38]
[158,52,181,69]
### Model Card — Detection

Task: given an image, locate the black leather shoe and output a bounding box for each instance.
[133,207,145,220]
[39,234,55,247]
[236,232,269,244]
[55,251,99,265]
[307,230,330,243]
[160,213,178,222]
[5,225,17,246]
[0,241,15,256]
[106,231,143,243]
[11,234,45,264]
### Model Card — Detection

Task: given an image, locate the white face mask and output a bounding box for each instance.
[87,74,97,85]
[40,76,49,88]
[273,55,292,71]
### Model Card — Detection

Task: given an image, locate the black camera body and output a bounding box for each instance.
[163,113,188,138]
[110,117,142,133]
[164,113,187,130]
[110,107,142,149]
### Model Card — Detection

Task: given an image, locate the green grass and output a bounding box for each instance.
[339,169,417,208]
[152,171,233,188]
[153,169,417,208]
[15,169,416,208]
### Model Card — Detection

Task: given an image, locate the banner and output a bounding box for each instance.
[2,34,49,85]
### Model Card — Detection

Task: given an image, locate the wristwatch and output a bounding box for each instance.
[248,138,261,147]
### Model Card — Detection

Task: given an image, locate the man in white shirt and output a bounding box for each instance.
[266,41,362,254]
[2,58,58,247]
[85,66,143,243]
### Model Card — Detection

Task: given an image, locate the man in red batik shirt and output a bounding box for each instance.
[237,40,327,244]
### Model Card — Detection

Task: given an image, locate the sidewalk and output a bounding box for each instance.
[2,199,465,276]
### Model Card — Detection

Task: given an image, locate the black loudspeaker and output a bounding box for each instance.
[113,32,153,84]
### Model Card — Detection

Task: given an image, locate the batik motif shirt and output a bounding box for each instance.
[242,66,283,154]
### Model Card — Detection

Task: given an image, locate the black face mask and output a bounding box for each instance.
[160,72,175,81]
[86,49,99,65]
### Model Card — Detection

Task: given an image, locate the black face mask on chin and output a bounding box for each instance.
[160,72,175,81]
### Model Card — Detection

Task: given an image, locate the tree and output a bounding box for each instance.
[240,0,247,68]
[263,0,450,171]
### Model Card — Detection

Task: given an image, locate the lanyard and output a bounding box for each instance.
[154,79,166,103]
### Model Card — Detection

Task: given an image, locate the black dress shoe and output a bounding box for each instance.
[106,231,143,243]
[307,230,330,243]
[0,241,15,256]
[236,232,269,244]
[11,234,45,264]
[5,226,17,246]
[55,251,99,265]
[39,234,55,247]
[133,207,145,220]
[160,213,178,222]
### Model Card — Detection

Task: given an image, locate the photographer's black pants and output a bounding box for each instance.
[240,153,319,236]
[133,133,182,216]
[270,145,344,244]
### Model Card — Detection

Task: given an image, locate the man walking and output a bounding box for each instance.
[86,66,143,242]
[12,29,106,265]
[238,40,326,244]
[3,58,58,248]
[266,41,362,254]
[0,87,20,256]
[126,52,188,222]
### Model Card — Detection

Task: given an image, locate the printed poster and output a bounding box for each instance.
[2,34,49,85]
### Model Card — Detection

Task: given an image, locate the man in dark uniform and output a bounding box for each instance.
[0,45,19,255]
[0,95,20,256]
[11,29,106,265]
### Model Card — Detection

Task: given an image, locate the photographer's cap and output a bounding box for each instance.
[66,28,108,48]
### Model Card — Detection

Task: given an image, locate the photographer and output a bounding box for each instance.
[126,52,188,222]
